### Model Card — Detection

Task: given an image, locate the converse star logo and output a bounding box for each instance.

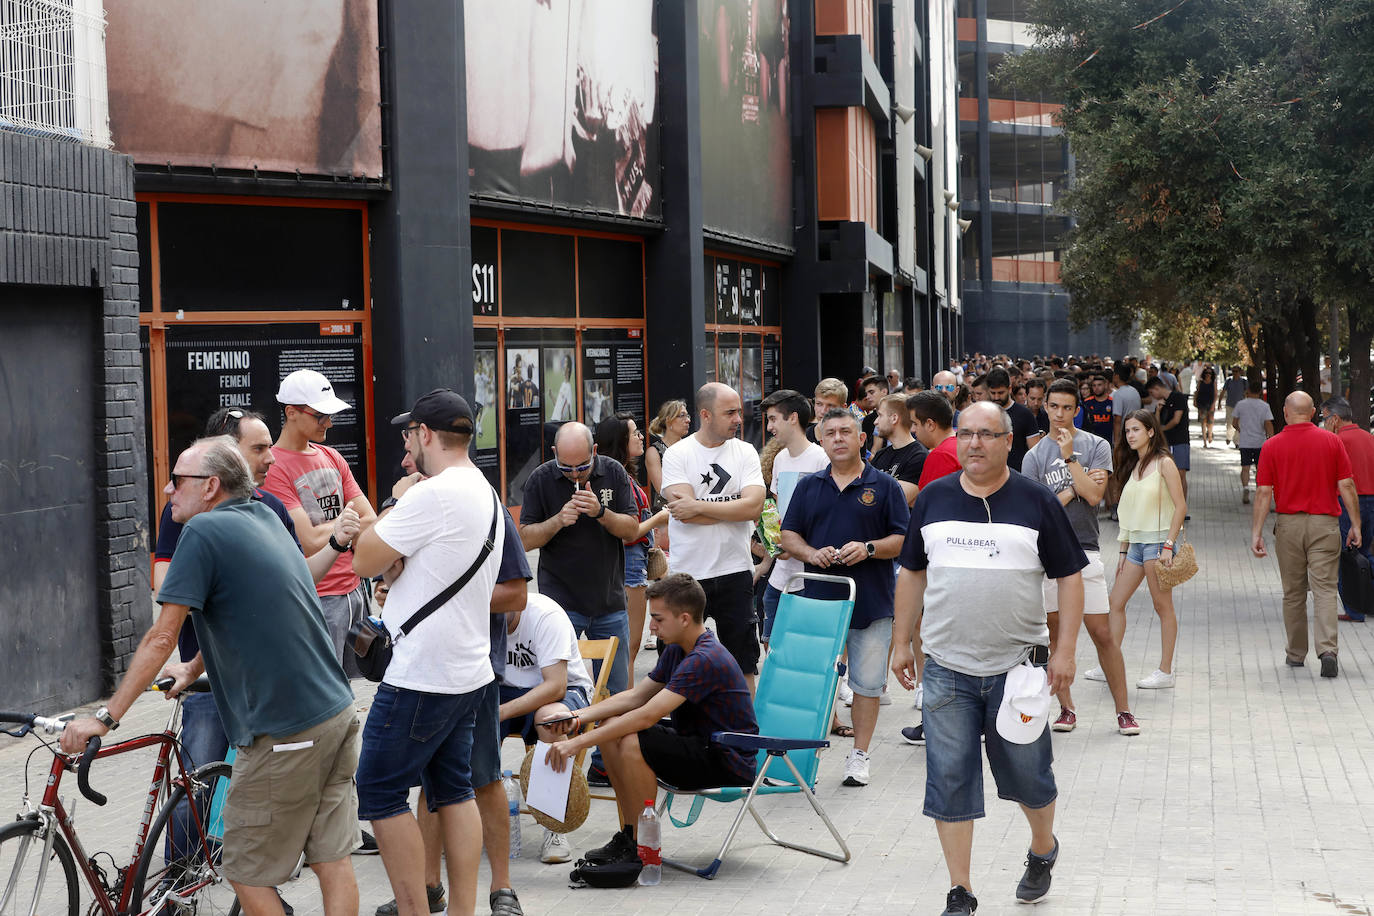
[701,471,714,488]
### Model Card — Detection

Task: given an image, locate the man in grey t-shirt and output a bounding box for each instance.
[1022,381,1139,737]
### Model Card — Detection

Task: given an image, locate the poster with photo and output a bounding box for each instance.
[544,348,577,422]
[584,379,615,425]
[473,346,499,488]
[507,349,540,409]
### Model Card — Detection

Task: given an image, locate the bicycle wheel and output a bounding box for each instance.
[129,762,239,916]
[0,817,79,916]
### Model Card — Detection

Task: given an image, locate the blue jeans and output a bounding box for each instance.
[562,609,630,771]
[168,691,229,861]
[761,584,782,642]
[1338,495,1374,620]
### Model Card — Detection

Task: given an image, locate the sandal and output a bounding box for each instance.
[830,723,855,739]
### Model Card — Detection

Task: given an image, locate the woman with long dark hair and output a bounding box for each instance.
[1095,409,1187,691]
[1194,365,1218,448]
[596,412,667,668]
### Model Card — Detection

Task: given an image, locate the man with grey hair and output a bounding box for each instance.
[63,436,362,916]
[519,419,639,782]
[1320,396,1374,622]
[662,382,766,690]
[890,401,1087,913]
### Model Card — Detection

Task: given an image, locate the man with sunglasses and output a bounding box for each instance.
[265,369,377,680]
[519,421,640,783]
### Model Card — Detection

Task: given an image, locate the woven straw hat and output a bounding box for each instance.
[518,747,591,833]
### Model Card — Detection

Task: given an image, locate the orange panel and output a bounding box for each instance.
[815,108,850,222]
[957,17,978,41]
[816,0,874,56]
[991,259,1063,284]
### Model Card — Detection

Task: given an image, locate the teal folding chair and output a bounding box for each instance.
[657,572,855,879]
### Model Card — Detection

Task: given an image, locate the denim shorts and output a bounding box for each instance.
[625,541,649,588]
[356,680,496,820]
[498,683,589,745]
[845,617,894,697]
[761,583,782,642]
[1124,541,1165,567]
[921,658,1057,822]
[1170,442,1190,470]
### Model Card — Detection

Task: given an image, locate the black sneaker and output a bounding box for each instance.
[900,724,926,746]
[942,885,978,915]
[355,830,380,855]
[375,884,445,916]
[583,826,635,865]
[1015,836,1058,903]
[1320,652,1338,678]
[586,763,611,787]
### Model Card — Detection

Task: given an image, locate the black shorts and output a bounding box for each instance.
[638,724,752,790]
[1240,448,1261,467]
[699,571,760,675]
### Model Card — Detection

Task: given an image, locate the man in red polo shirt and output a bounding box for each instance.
[1251,391,1361,678]
[1321,397,1374,622]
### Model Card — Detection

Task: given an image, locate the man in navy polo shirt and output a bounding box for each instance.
[779,408,909,788]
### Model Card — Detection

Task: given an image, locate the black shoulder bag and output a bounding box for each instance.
[349,487,501,682]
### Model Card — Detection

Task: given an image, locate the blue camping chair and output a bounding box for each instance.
[656,572,855,879]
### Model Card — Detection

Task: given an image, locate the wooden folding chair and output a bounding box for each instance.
[575,636,619,800]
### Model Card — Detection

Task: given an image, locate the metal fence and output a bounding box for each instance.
[0,0,110,147]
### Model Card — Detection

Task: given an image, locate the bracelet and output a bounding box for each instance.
[329,533,353,552]
[380,496,398,511]
[1162,543,1174,551]
[595,503,606,519]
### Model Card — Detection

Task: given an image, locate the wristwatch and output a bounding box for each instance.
[94,707,119,731]
[864,541,876,558]
[329,534,353,553]
[379,496,399,511]
[594,502,607,519]
[1064,454,1078,464]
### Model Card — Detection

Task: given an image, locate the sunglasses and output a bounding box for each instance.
[171,473,211,488]
[297,406,330,424]
[935,384,956,392]
[555,458,594,474]
[215,409,245,433]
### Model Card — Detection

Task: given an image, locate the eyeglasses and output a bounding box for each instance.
[171,473,211,488]
[555,458,594,474]
[955,429,1010,441]
[400,424,422,440]
[296,406,330,424]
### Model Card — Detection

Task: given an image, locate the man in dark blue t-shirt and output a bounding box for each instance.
[541,573,758,869]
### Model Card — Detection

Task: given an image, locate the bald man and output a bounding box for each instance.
[931,370,959,403]
[1251,391,1361,678]
[520,421,640,778]
[661,383,767,690]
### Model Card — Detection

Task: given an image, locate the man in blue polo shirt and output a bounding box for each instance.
[779,408,909,788]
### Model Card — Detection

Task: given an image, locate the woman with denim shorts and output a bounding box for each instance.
[1106,409,1187,690]
[596,413,668,669]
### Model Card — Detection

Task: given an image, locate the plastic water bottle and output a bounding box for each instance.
[636,800,661,885]
[503,770,522,858]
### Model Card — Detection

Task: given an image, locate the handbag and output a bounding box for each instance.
[348,487,501,682]
[1152,469,1197,589]
[644,546,668,581]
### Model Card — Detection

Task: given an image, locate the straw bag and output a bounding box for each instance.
[1153,469,1197,589]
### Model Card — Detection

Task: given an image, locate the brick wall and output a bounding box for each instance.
[0,130,149,693]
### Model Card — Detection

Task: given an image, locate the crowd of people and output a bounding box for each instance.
[53,347,1372,916]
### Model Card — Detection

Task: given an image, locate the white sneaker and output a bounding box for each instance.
[841,748,870,787]
[836,674,854,706]
[539,829,572,864]
[913,683,924,710]
[879,686,892,706]
[1137,669,1176,689]
[642,630,658,650]
[1083,666,1106,682]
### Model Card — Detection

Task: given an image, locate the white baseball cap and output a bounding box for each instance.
[275,369,352,415]
[995,660,1052,745]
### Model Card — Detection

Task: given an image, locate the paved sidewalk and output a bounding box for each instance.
[3,426,1372,915]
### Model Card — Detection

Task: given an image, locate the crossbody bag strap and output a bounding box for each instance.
[395,486,501,640]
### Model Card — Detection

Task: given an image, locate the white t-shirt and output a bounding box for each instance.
[501,593,595,694]
[767,442,830,592]
[661,434,765,579]
[1233,397,1274,449]
[372,466,504,694]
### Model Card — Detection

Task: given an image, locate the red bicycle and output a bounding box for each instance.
[0,677,237,916]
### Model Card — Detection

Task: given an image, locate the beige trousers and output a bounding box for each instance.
[1273,513,1340,660]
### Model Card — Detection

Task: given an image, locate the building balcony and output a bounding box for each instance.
[0,0,110,147]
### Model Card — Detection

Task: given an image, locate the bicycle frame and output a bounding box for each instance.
[17,701,217,916]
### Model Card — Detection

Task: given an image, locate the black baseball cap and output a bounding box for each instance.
[391,388,474,432]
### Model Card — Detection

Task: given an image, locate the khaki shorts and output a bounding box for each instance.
[221,706,361,887]
[1043,550,1110,615]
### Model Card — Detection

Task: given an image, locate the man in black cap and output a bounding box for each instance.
[352,390,508,916]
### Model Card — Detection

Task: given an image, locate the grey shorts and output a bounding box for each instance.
[319,581,368,679]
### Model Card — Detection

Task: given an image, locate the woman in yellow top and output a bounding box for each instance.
[1104,409,1188,690]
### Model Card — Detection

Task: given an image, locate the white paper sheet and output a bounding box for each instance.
[525,740,574,821]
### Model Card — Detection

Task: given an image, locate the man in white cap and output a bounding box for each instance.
[264,368,377,680]
[889,401,1086,915]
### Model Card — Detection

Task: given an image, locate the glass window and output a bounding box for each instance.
[503,327,577,505]
[137,202,152,312]
[472,227,498,317]
[862,292,880,373]
[472,329,500,490]
[578,237,644,318]
[501,231,576,318]
[761,266,781,326]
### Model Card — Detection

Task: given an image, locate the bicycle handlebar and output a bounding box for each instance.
[76,737,107,806]
[150,675,213,694]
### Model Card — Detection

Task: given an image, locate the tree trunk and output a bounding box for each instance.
[1297,293,1322,403]
[1349,302,1373,430]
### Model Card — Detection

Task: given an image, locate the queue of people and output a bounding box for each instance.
[54,347,1374,916]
